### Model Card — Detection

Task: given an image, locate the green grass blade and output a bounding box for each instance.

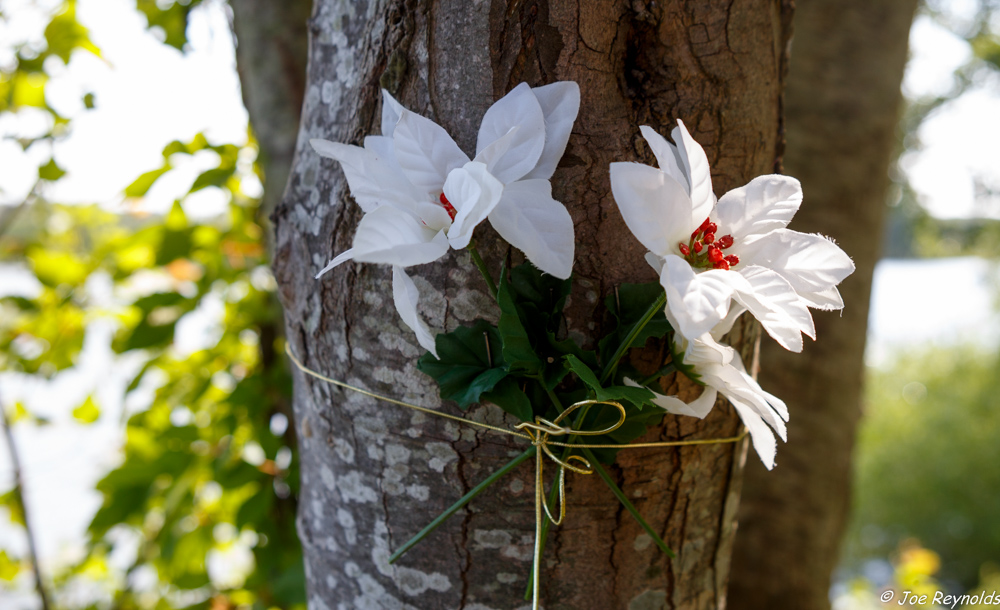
[390,446,535,564]
[600,293,666,384]
[581,447,675,558]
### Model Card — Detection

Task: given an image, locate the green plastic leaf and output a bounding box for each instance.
[417,320,508,408]
[481,376,534,422]
[497,265,544,375]
[599,282,672,367]
[72,396,100,424]
[502,262,598,376]
[564,354,656,408]
[509,261,572,315]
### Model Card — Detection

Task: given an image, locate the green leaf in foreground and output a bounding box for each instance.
[598,282,672,371]
[481,376,534,422]
[563,354,665,462]
[497,266,544,375]
[418,319,507,408]
[564,354,656,408]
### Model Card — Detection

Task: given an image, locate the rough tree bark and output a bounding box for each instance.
[269,1,791,608]
[728,1,919,609]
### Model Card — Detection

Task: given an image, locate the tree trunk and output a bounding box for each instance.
[271,1,791,608]
[728,1,919,609]
[230,0,313,223]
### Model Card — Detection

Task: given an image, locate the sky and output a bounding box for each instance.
[1,1,999,607]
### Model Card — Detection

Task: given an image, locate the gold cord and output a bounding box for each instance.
[284,343,747,609]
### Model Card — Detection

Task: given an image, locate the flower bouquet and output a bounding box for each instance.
[300,80,855,608]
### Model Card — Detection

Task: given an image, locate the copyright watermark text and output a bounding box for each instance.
[879,589,1000,607]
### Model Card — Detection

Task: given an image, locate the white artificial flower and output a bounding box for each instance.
[626,333,788,469]
[610,121,855,352]
[310,83,580,356]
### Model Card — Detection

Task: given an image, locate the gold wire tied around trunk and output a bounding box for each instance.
[514,399,627,607]
[515,399,626,523]
[284,344,747,610]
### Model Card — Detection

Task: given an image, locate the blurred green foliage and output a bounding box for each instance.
[1,1,303,608]
[882,0,1000,260]
[845,345,1000,588]
[135,0,204,51]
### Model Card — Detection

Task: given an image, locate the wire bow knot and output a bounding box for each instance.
[514,399,626,521]
[514,399,627,605]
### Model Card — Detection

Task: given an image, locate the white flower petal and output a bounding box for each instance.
[474,126,520,176]
[476,83,545,184]
[728,398,778,470]
[739,229,854,303]
[392,266,439,358]
[610,162,696,255]
[393,110,470,195]
[639,125,688,189]
[674,335,786,470]
[671,119,715,220]
[351,205,450,267]
[381,89,406,138]
[710,304,747,341]
[710,362,788,441]
[488,179,574,279]
[799,286,845,310]
[625,378,718,419]
[362,134,395,160]
[311,138,417,213]
[315,248,356,279]
[729,353,789,422]
[660,255,745,340]
[524,81,580,180]
[644,252,665,275]
[715,175,803,243]
[444,162,504,249]
[732,266,816,353]
[681,332,736,368]
[358,135,451,226]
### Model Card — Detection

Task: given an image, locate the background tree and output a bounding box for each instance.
[728,0,920,608]
[1,2,308,607]
[267,0,793,607]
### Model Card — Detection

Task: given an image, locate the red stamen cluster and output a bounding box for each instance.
[679,218,738,270]
[439,192,457,221]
